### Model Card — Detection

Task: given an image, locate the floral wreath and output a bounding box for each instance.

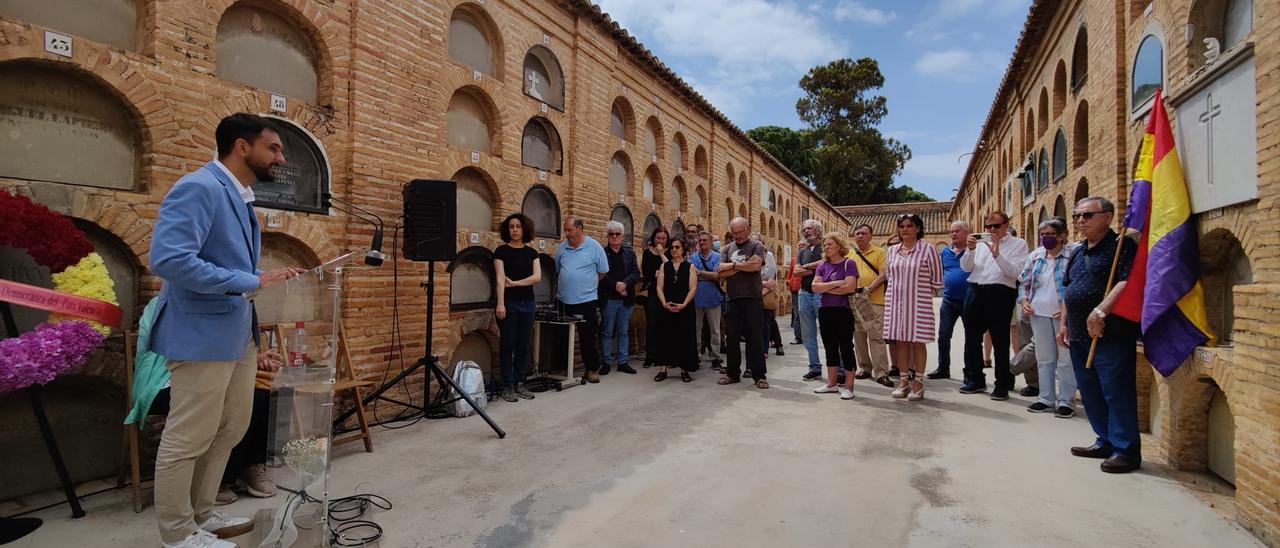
[0,190,121,394]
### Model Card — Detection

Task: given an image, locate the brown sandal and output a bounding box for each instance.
[717,376,740,385]
[755,379,770,389]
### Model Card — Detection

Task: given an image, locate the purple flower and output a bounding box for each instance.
[0,321,106,394]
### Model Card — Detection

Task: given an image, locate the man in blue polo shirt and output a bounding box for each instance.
[691,231,723,370]
[557,215,610,383]
[929,220,972,379]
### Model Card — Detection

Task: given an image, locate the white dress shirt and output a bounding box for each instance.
[213,160,256,204]
[959,233,1028,288]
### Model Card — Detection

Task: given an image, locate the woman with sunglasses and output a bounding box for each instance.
[871,214,942,400]
[655,237,697,382]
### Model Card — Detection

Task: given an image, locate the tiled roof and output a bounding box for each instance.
[952,0,1061,218]
[836,201,955,237]
[568,0,843,221]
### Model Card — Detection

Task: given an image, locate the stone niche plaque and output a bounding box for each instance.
[0,63,140,190]
[255,118,329,213]
[1174,55,1257,213]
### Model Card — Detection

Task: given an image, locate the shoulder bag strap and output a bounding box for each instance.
[853,248,880,276]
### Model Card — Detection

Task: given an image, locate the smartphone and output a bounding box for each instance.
[973,232,992,243]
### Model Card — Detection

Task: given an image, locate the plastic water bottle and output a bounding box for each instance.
[289,321,308,367]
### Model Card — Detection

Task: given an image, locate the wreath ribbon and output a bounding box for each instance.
[0,279,122,327]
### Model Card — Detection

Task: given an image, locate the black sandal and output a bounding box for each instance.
[653,371,668,382]
[681,371,692,383]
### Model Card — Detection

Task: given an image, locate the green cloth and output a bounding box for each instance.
[124,298,168,428]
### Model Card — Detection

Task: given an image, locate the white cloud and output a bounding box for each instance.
[913,49,1007,81]
[833,1,896,25]
[595,0,847,120]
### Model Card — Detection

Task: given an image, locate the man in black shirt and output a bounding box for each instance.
[599,221,641,375]
[1059,197,1142,474]
[716,217,769,388]
[790,220,827,381]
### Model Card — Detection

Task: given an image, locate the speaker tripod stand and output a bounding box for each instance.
[334,263,505,438]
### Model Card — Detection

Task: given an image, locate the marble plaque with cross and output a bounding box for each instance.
[1174,56,1257,213]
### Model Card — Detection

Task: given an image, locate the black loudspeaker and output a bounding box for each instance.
[403,179,457,262]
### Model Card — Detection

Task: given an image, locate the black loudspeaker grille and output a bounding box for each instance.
[403,179,457,262]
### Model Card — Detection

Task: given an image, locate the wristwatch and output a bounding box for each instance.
[1091,308,1107,319]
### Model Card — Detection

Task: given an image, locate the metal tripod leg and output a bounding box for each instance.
[424,357,505,439]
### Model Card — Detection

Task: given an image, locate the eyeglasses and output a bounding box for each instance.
[607,232,623,236]
[1071,211,1106,221]
[984,223,1005,230]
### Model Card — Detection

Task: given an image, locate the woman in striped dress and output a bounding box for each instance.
[872,214,942,400]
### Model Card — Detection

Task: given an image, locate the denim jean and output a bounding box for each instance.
[1069,335,1141,460]
[1030,315,1075,407]
[935,297,965,374]
[796,290,822,373]
[600,298,633,367]
[497,299,536,388]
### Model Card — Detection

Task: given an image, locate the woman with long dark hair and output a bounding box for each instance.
[871,214,941,401]
[640,225,670,368]
[493,213,541,402]
[655,237,698,382]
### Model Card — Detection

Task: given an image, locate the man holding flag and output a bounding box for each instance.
[1059,90,1214,474]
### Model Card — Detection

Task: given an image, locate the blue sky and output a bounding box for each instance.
[594,0,1032,201]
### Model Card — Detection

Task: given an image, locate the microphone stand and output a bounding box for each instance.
[322,192,388,266]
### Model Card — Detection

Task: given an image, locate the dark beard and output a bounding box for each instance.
[249,160,276,183]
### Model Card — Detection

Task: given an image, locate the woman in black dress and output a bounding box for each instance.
[640,226,670,368]
[655,238,698,382]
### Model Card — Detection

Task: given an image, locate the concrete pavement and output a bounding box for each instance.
[13,306,1262,547]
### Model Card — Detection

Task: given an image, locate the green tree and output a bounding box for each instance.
[795,58,916,205]
[745,125,815,184]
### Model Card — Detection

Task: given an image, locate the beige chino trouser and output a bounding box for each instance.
[852,293,891,377]
[155,342,257,544]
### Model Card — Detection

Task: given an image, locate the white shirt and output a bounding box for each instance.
[213,160,256,204]
[959,233,1028,288]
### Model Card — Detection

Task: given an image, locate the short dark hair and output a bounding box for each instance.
[986,210,1010,224]
[853,223,874,234]
[896,213,925,239]
[500,213,535,243]
[215,113,275,158]
[646,225,670,247]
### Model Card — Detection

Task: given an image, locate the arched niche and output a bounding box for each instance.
[1053,195,1067,221]
[1206,387,1236,485]
[669,133,687,171]
[258,115,330,213]
[724,198,734,222]
[1052,128,1068,182]
[521,185,560,238]
[0,61,141,191]
[694,146,708,178]
[738,203,747,219]
[643,116,662,159]
[610,97,635,143]
[1187,0,1253,71]
[1052,60,1067,119]
[642,213,662,244]
[1200,228,1251,343]
[448,5,501,78]
[451,331,495,379]
[520,117,562,173]
[216,3,320,103]
[523,45,565,110]
[1024,109,1036,156]
[448,246,495,310]
[1132,31,1164,112]
[670,218,685,240]
[1037,88,1049,135]
[0,0,138,50]
[737,172,748,198]
[258,230,322,324]
[1073,101,1090,168]
[1074,178,1089,204]
[643,165,660,204]
[670,176,686,212]
[447,87,497,154]
[1071,26,1089,90]
[532,253,556,303]
[608,151,631,196]
[692,186,706,219]
[1037,148,1049,192]
[451,167,496,232]
[768,189,777,212]
[610,204,634,246]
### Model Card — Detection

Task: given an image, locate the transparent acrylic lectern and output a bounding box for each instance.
[250,252,358,548]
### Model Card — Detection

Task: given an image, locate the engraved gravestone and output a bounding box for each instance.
[255,118,328,213]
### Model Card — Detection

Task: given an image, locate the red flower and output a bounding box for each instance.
[0,190,93,273]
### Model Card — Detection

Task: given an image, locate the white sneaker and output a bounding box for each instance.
[839,387,855,400]
[813,384,840,394]
[197,511,254,539]
[163,529,235,548]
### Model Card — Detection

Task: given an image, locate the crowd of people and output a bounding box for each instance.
[493,199,1144,475]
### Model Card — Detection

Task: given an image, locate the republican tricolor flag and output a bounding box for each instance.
[1112,89,1215,377]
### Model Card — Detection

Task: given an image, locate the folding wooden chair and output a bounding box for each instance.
[274,319,374,452]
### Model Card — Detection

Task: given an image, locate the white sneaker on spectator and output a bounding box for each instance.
[197,511,254,539]
[839,387,855,400]
[163,529,234,548]
[813,384,840,394]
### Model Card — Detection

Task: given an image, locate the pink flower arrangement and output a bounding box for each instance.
[0,321,106,393]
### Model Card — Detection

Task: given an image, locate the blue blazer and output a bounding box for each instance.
[149,162,261,361]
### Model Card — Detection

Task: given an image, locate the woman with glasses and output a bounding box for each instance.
[640,226,670,368]
[872,214,942,400]
[1018,218,1077,417]
[655,237,698,382]
[493,213,542,402]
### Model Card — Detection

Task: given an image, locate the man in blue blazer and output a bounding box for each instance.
[150,113,303,548]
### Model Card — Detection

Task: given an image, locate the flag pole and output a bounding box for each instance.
[1084,212,1129,369]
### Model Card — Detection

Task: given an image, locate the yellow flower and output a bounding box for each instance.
[50,253,118,335]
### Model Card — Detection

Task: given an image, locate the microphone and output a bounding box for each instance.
[321,192,387,266]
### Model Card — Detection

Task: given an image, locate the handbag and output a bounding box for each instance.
[762,286,779,311]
